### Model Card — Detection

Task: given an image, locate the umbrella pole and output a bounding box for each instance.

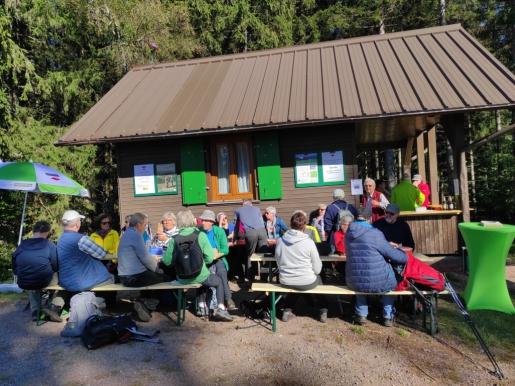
[18,191,28,246]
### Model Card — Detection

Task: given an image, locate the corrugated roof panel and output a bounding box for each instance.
[448,30,515,101]
[361,42,402,114]
[348,43,382,115]
[434,32,509,105]
[63,70,150,142]
[403,36,463,109]
[237,55,269,126]
[253,54,281,124]
[189,61,231,130]
[219,57,256,127]
[419,33,486,107]
[288,50,307,122]
[375,40,421,111]
[389,38,443,110]
[334,45,362,117]
[271,52,294,123]
[307,48,324,120]
[202,59,245,129]
[321,47,343,118]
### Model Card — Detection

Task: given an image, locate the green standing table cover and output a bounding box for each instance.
[458,222,515,314]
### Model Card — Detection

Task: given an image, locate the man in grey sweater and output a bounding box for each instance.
[275,211,328,323]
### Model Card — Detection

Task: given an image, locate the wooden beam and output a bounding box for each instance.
[403,137,415,176]
[460,151,470,222]
[427,125,439,204]
[461,123,515,153]
[416,131,426,181]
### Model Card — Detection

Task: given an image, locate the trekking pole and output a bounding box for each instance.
[444,278,504,380]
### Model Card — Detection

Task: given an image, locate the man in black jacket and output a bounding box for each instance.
[12,221,61,321]
[373,204,415,250]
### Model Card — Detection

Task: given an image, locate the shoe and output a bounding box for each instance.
[319,308,328,323]
[282,308,294,322]
[60,322,81,337]
[383,318,394,327]
[354,315,368,325]
[31,310,39,322]
[226,298,237,311]
[196,305,209,317]
[142,298,159,311]
[42,306,62,322]
[212,308,233,322]
[133,301,152,322]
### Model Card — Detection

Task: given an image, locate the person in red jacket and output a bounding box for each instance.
[332,210,355,255]
[412,174,431,207]
[360,178,389,223]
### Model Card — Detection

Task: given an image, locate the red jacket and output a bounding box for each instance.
[419,183,431,207]
[333,230,346,255]
[360,190,386,223]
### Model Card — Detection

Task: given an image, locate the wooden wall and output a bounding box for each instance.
[117,124,359,230]
[403,213,460,255]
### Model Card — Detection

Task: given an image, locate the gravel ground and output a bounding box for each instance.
[1,264,513,386]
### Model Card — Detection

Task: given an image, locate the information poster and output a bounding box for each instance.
[134,164,155,195]
[351,179,364,196]
[156,163,177,193]
[295,153,319,185]
[321,151,344,183]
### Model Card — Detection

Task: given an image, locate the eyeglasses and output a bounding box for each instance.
[385,212,397,216]
[101,221,111,225]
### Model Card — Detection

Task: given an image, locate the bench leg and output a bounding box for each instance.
[270,291,277,332]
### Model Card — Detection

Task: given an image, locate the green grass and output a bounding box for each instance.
[0,291,27,302]
[350,325,365,335]
[396,328,410,337]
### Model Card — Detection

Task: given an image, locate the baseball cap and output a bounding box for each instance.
[412,174,422,182]
[199,209,216,223]
[385,203,400,214]
[62,210,85,224]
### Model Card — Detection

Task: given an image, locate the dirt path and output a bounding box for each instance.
[1,293,513,386]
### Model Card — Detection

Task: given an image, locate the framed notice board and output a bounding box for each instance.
[133,163,178,197]
[294,150,345,188]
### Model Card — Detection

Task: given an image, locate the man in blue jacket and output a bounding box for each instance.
[324,189,358,245]
[12,220,60,321]
[345,209,407,327]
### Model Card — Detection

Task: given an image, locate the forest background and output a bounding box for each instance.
[0,0,513,279]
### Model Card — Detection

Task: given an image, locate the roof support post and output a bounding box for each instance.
[416,130,427,182]
[403,137,415,177]
[427,125,439,205]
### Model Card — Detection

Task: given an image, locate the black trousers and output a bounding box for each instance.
[119,270,167,287]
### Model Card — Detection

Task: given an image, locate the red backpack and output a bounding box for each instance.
[395,252,445,292]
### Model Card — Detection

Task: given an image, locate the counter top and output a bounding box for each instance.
[399,210,462,217]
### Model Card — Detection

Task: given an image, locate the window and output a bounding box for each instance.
[209,137,255,201]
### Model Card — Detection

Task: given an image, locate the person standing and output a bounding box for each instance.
[263,206,288,247]
[391,173,425,211]
[360,178,389,223]
[12,221,61,322]
[412,174,431,207]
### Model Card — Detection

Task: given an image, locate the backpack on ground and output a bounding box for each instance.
[240,295,270,320]
[173,230,204,279]
[61,292,104,337]
[81,314,136,349]
[395,252,445,292]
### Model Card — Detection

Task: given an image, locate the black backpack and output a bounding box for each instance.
[173,230,204,279]
[81,314,136,349]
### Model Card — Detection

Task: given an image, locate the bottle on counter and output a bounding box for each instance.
[443,196,448,210]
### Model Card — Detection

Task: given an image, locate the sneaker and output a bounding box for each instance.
[282,308,294,322]
[383,318,394,327]
[319,308,328,323]
[212,308,233,322]
[133,300,152,322]
[226,298,237,311]
[42,306,62,322]
[354,315,368,325]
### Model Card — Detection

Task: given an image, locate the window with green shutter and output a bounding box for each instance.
[180,139,207,205]
[255,132,282,200]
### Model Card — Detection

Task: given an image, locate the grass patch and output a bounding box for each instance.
[396,328,410,337]
[350,325,365,335]
[0,291,27,302]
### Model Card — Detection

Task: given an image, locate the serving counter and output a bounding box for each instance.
[399,210,462,255]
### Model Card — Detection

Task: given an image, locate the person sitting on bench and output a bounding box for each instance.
[275,211,328,323]
[345,208,407,327]
[373,203,415,250]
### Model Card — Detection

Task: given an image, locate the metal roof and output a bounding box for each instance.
[59,24,515,145]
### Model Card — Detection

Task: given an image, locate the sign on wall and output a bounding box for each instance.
[134,163,178,197]
[294,150,345,187]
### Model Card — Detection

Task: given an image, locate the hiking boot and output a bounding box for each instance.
[212,308,233,322]
[226,298,237,311]
[319,308,328,323]
[282,308,294,322]
[133,300,152,322]
[354,315,368,325]
[383,317,394,327]
[42,305,62,322]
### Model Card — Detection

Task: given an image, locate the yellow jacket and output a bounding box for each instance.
[90,229,120,255]
[305,225,321,243]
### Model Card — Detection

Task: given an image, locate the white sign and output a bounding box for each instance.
[295,153,319,185]
[351,179,363,195]
[321,151,344,182]
[134,164,155,195]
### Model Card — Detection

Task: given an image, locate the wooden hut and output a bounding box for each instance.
[59,24,515,255]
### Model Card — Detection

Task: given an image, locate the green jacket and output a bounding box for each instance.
[200,225,230,271]
[162,227,214,284]
[391,180,425,211]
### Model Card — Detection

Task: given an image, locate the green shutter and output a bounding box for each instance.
[255,132,282,200]
[180,138,207,205]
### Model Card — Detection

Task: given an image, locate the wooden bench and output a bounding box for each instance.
[251,282,449,334]
[44,281,201,326]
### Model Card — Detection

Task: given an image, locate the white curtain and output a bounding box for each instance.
[236,142,250,193]
[217,144,230,194]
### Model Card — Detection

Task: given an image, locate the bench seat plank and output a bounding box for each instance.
[250,253,346,262]
[44,281,201,292]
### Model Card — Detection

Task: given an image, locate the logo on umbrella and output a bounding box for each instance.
[45,172,61,181]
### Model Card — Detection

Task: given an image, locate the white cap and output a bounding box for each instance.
[412,174,422,182]
[62,210,85,224]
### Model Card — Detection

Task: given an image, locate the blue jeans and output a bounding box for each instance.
[355,295,395,319]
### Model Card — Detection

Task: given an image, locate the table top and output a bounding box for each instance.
[251,253,346,262]
[459,222,515,234]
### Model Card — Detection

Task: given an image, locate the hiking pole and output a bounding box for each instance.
[444,278,504,380]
